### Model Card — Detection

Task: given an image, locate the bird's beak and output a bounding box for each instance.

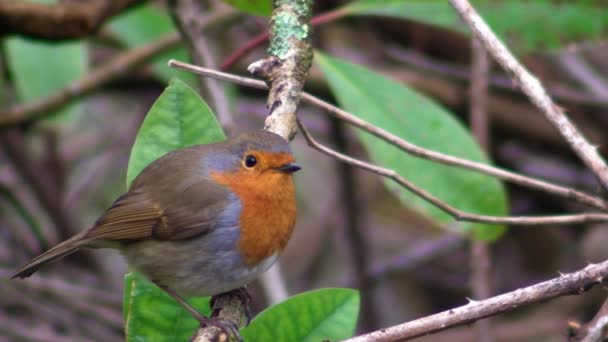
[277,163,301,174]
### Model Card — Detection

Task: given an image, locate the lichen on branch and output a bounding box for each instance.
[248,0,314,141]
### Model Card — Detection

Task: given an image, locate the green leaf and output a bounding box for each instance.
[109,5,195,84]
[123,272,212,342]
[342,0,608,51]
[223,0,272,16]
[241,288,360,342]
[124,78,224,340]
[126,78,225,186]
[4,33,86,121]
[316,53,508,240]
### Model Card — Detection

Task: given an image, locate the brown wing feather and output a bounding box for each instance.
[83,192,163,242]
[82,177,232,243]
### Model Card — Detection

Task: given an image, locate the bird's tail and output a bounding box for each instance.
[11,232,87,279]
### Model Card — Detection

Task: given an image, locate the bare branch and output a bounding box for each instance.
[570,297,608,341]
[296,120,608,226]
[449,0,608,191]
[0,9,237,128]
[190,289,251,342]
[0,33,179,127]
[344,261,608,342]
[0,0,143,40]
[169,2,237,134]
[469,36,493,342]
[167,61,608,211]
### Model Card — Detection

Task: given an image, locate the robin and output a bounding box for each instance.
[12,130,300,325]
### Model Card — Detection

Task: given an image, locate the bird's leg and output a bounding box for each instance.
[155,282,212,326]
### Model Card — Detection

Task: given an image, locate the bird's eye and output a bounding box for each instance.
[244,155,257,168]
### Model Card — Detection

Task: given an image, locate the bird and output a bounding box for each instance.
[11,130,301,325]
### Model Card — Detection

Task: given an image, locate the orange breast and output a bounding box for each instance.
[211,170,296,266]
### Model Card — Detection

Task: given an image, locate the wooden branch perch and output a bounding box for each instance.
[345,261,608,341]
[247,0,314,141]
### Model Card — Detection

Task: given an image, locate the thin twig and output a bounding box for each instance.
[169,2,237,133]
[167,60,608,211]
[0,9,238,128]
[0,131,76,241]
[297,120,608,225]
[449,0,608,191]
[343,261,608,342]
[469,37,493,342]
[0,33,179,127]
[385,46,608,108]
[366,235,465,285]
[331,117,377,331]
[570,297,608,341]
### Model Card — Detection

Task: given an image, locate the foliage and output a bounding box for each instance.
[343,0,608,51]
[316,52,508,240]
[5,37,86,122]
[223,0,272,16]
[109,5,196,84]
[241,288,360,342]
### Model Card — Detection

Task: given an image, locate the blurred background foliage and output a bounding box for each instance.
[1,0,608,340]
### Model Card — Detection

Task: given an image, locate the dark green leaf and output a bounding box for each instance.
[342,0,608,51]
[123,272,211,342]
[316,53,508,240]
[126,78,225,186]
[223,0,272,16]
[124,78,224,340]
[109,5,195,84]
[241,288,360,342]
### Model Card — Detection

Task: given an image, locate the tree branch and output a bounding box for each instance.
[190,289,251,342]
[449,0,608,192]
[0,0,144,40]
[166,61,608,212]
[344,261,608,341]
[0,9,237,128]
[168,2,237,134]
[469,37,493,342]
[247,0,314,141]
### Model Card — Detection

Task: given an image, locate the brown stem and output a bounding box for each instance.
[297,119,608,226]
[0,0,144,40]
[469,37,493,342]
[169,2,238,134]
[344,261,608,341]
[331,117,377,332]
[0,9,236,128]
[449,0,608,192]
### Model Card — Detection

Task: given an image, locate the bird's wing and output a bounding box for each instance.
[83,180,232,243]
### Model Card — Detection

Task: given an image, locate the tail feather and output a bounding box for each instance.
[11,233,87,279]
